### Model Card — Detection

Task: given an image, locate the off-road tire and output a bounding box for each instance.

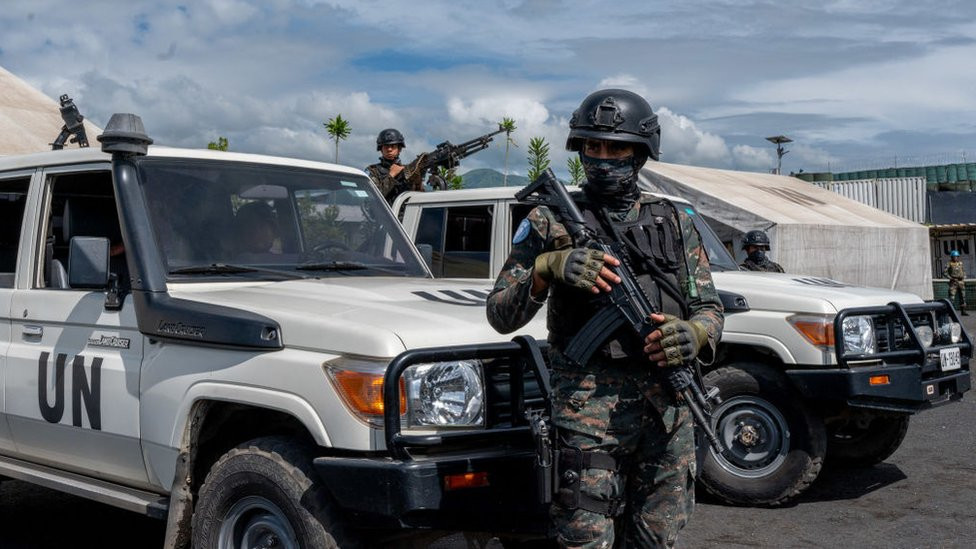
[699,363,826,506]
[192,436,353,549]
[827,415,910,467]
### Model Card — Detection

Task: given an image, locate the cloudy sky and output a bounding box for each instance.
[2,0,976,178]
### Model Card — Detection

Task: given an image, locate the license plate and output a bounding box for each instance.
[940,347,961,371]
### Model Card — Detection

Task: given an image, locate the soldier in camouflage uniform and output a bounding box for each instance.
[739,230,784,273]
[487,89,724,548]
[945,250,968,315]
[365,128,423,204]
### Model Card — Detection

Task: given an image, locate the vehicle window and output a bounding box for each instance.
[135,159,427,279]
[443,205,493,278]
[687,208,738,272]
[415,205,493,278]
[416,207,446,275]
[0,177,30,288]
[39,171,126,289]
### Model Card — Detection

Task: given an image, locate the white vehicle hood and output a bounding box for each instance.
[167,278,538,357]
[714,271,924,314]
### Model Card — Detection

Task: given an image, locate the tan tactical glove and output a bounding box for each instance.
[534,247,606,290]
[656,314,709,367]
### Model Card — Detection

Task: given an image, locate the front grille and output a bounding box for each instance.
[484,356,547,429]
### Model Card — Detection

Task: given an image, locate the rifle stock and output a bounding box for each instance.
[518,169,724,454]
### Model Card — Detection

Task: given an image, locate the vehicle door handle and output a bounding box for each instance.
[22,325,43,338]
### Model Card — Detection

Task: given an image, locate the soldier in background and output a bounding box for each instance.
[739,229,784,273]
[945,250,968,315]
[365,128,422,204]
[487,89,723,548]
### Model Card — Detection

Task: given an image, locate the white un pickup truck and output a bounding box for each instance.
[0,114,557,548]
[394,185,972,506]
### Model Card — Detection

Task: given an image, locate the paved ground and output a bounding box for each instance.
[1,317,973,548]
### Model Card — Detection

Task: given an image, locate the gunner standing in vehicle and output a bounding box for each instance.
[739,229,784,273]
[487,89,723,548]
[366,128,422,204]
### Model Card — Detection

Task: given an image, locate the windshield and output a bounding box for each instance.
[136,158,428,279]
[683,205,738,272]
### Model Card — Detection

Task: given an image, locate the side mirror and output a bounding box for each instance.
[68,236,110,289]
[416,243,434,269]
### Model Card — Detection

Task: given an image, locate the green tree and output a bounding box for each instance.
[526,136,551,181]
[567,156,585,185]
[324,114,351,163]
[438,166,464,190]
[500,117,518,186]
[207,136,228,151]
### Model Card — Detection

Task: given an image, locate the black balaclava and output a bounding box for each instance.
[748,249,769,264]
[580,151,646,213]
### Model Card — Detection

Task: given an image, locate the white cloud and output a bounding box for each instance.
[657,107,732,168]
[731,144,774,172]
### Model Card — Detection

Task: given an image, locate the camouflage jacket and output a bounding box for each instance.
[366,158,420,203]
[486,196,724,366]
[946,260,966,280]
[740,256,785,273]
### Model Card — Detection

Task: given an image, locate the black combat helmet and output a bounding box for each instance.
[376,128,405,151]
[566,89,660,161]
[742,230,771,249]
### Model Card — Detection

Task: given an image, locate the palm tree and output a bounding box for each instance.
[526,137,551,181]
[324,114,351,163]
[499,117,517,186]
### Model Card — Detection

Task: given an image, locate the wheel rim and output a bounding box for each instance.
[711,395,790,478]
[218,495,299,549]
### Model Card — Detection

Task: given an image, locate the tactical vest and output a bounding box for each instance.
[546,197,690,361]
[947,261,965,280]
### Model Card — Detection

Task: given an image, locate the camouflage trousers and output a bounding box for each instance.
[948,279,967,309]
[549,360,696,549]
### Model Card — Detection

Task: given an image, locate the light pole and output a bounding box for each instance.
[766,135,792,175]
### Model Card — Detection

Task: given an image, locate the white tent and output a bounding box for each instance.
[0,64,101,155]
[640,162,933,298]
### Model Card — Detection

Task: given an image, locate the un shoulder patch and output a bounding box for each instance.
[513,218,531,244]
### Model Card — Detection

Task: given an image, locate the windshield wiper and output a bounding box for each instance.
[295,261,369,272]
[169,263,310,279]
[296,261,405,276]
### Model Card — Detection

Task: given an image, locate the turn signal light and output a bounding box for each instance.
[331,370,406,417]
[788,315,835,348]
[444,472,490,491]
[869,375,890,386]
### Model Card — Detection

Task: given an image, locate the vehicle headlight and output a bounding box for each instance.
[936,321,962,344]
[842,315,876,355]
[914,325,934,348]
[404,360,484,428]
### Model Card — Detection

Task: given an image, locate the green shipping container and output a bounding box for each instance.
[896,168,907,177]
[967,163,976,180]
[926,166,938,183]
[948,164,958,182]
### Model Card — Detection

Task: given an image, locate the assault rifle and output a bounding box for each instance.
[516,169,724,453]
[401,125,506,192]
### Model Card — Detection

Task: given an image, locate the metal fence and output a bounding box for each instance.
[811,177,926,224]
